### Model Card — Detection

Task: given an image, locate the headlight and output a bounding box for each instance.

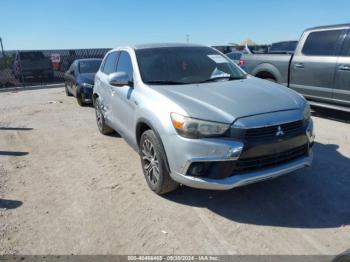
[170,113,230,138]
[303,102,311,121]
[82,83,93,88]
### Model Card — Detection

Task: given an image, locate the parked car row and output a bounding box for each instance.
[242,23,350,112]
[66,43,315,195]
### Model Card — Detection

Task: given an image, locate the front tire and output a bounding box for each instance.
[140,130,178,194]
[65,83,72,96]
[94,97,114,135]
[77,93,86,106]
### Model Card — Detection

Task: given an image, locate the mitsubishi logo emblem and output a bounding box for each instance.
[276,126,285,136]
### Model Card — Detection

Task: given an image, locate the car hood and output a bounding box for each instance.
[148,77,305,123]
[78,73,95,84]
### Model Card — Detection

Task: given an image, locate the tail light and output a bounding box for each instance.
[239,59,245,65]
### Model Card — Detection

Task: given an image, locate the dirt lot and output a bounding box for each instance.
[0,87,349,255]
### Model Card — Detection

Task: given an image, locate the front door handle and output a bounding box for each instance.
[294,63,304,69]
[338,65,350,71]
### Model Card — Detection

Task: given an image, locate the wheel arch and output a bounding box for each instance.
[136,118,171,173]
[92,93,99,107]
[251,63,282,82]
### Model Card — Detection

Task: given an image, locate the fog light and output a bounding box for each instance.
[226,146,243,160]
[188,163,207,177]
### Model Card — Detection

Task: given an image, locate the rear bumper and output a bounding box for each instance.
[171,150,313,190]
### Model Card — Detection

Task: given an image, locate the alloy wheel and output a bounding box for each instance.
[95,100,103,130]
[141,139,160,186]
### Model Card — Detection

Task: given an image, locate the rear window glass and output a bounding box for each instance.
[302,30,342,56]
[19,52,45,60]
[79,60,102,74]
[269,41,297,52]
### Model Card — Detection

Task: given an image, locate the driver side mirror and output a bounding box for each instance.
[108,72,133,87]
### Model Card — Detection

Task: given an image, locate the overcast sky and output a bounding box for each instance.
[1,0,349,50]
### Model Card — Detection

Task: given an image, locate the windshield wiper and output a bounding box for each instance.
[145,80,187,85]
[199,76,245,83]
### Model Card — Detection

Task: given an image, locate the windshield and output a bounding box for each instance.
[78,60,102,74]
[135,46,246,85]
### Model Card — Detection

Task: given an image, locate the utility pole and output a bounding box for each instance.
[186,34,190,43]
[0,37,5,57]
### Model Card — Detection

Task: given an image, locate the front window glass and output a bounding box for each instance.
[102,52,119,74]
[135,46,246,85]
[79,60,102,74]
[116,52,133,79]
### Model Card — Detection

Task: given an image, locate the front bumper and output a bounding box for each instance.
[164,117,314,190]
[171,150,312,190]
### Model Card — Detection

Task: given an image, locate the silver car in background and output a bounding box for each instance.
[225,51,248,71]
[93,43,314,194]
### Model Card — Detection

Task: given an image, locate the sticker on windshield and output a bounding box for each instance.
[207,55,228,63]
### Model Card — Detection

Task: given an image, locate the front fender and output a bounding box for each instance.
[135,112,174,173]
[135,107,176,145]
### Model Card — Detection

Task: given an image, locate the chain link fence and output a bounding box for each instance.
[0,45,269,89]
[0,48,110,88]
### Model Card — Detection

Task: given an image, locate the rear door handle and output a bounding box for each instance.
[294,63,304,69]
[338,65,350,71]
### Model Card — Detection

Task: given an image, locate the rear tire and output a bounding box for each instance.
[94,97,114,135]
[140,130,178,195]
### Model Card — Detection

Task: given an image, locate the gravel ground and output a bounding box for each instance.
[0,87,349,255]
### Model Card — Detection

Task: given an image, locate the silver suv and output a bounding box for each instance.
[93,43,314,194]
